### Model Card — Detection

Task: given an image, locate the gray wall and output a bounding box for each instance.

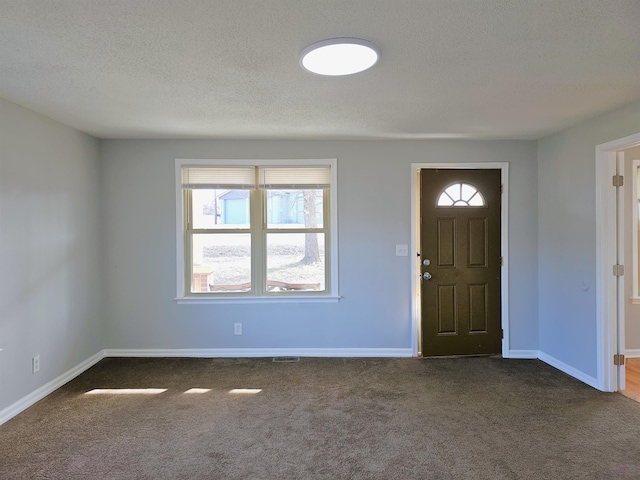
[100,139,538,353]
[0,99,102,412]
[537,99,640,378]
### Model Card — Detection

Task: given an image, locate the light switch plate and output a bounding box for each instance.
[396,244,409,256]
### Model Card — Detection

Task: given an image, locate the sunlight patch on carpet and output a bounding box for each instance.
[183,388,212,394]
[229,388,262,394]
[85,388,167,395]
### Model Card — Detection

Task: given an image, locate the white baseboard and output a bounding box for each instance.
[505,349,539,359]
[103,348,414,358]
[537,351,599,390]
[625,349,640,358]
[0,350,105,427]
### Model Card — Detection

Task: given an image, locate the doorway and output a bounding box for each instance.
[595,132,640,392]
[618,146,640,401]
[420,169,502,356]
[410,163,509,358]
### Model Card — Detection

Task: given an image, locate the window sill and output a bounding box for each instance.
[175,295,341,305]
[631,297,640,305]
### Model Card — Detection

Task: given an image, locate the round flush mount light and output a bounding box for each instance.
[300,38,379,76]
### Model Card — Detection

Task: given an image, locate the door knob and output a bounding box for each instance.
[422,272,432,280]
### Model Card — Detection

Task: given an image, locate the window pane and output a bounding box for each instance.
[266,189,324,229]
[444,184,461,201]
[468,193,484,206]
[437,183,485,207]
[266,233,325,292]
[191,234,251,293]
[460,183,477,201]
[192,189,250,229]
[437,194,454,206]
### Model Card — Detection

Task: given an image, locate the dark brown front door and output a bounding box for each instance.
[420,169,502,356]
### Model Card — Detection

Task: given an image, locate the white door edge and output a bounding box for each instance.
[616,151,626,391]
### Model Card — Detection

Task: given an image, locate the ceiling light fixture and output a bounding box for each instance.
[300,38,379,76]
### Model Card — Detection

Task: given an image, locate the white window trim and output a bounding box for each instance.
[175,158,339,303]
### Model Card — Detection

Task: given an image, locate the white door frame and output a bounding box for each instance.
[595,132,640,391]
[410,162,510,357]
[633,159,640,301]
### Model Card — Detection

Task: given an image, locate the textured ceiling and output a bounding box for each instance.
[1,0,639,140]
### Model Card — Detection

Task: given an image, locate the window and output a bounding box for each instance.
[175,159,338,302]
[437,183,485,207]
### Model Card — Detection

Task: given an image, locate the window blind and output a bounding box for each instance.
[181,167,256,189]
[259,166,331,189]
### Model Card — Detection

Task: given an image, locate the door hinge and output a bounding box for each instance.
[501,328,504,339]
[612,175,624,187]
[614,354,625,366]
[613,264,625,277]
[500,184,504,194]
[499,256,503,266]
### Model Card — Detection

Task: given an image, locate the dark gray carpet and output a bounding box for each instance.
[1,357,639,479]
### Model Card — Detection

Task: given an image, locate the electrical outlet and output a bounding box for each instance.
[234,323,242,335]
[396,244,409,256]
[32,355,40,374]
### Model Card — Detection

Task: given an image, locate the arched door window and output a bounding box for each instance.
[437,183,485,207]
